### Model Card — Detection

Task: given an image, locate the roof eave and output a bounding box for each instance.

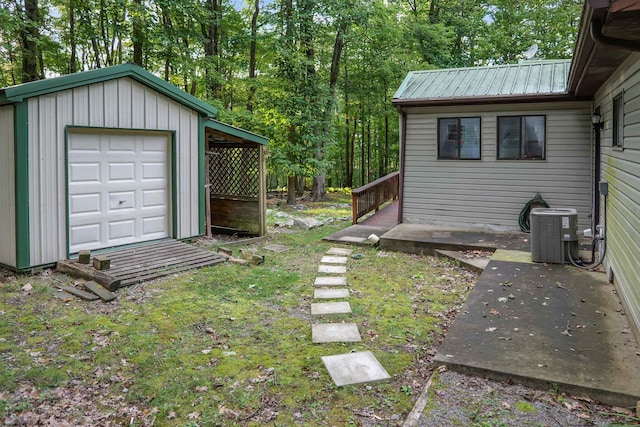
[204,119,269,146]
[1,64,218,117]
[392,93,580,108]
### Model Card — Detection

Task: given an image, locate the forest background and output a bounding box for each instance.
[1,0,582,201]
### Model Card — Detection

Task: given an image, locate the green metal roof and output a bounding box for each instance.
[0,63,218,117]
[204,119,269,146]
[393,60,571,105]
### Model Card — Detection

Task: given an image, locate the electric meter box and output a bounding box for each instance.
[530,208,579,264]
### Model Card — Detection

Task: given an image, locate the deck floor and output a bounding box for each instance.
[92,240,225,287]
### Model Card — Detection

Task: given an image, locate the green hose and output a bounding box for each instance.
[519,193,549,232]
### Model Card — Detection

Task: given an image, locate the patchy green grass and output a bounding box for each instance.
[0,220,477,426]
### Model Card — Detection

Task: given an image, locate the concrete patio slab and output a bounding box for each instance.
[327,247,353,256]
[434,259,640,407]
[320,256,348,264]
[380,223,531,255]
[263,244,291,253]
[314,276,347,287]
[491,249,534,263]
[318,265,347,274]
[314,288,349,299]
[322,351,391,386]
[311,301,352,316]
[435,249,490,273]
[337,236,369,244]
[312,323,361,343]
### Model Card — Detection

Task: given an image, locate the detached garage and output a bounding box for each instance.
[0,64,268,271]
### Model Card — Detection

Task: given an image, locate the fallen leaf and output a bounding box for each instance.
[196,386,208,393]
[167,411,176,419]
[201,349,212,354]
[485,327,497,332]
[595,310,602,314]
[188,412,201,420]
[22,283,33,293]
[489,308,500,316]
[576,413,591,420]
[501,402,511,410]
[622,327,631,334]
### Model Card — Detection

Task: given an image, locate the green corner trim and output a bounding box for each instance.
[198,116,205,236]
[171,131,178,239]
[14,102,30,269]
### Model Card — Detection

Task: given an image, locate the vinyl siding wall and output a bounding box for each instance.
[0,105,16,268]
[27,77,200,266]
[401,101,593,231]
[594,52,640,335]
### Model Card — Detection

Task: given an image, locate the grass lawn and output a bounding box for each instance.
[0,196,478,426]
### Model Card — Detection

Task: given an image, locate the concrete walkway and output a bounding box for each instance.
[312,247,391,386]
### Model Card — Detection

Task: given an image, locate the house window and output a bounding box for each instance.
[613,93,624,148]
[438,117,481,160]
[497,115,546,160]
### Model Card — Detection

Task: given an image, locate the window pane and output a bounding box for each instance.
[460,118,480,159]
[613,94,623,147]
[498,116,520,159]
[522,116,545,159]
[439,118,459,159]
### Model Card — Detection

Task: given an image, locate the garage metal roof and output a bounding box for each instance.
[0,63,218,117]
[393,60,572,106]
[205,119,269,145]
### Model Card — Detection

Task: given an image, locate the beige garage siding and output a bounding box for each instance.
[401,101,593,231]
[594,52,640,334]
[27,77,200,266]
[0,105,16,268]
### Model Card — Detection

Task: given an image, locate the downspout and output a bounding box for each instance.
[590,19,640,51]
[396,105,407,225]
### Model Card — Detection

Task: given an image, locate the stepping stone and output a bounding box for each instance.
[314,288,349,299]
[311,301,352,316]
[312,323,361,343]
[337,236,368,243]
[320,256,348,264]
[314,276,347,287]
[327,247,353,256]
[263,244,291,253]
[321,351,391,386]
[318,265,347,274]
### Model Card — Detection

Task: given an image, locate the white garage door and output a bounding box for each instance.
[67,131,171,253]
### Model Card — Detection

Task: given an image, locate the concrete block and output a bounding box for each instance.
[314,276,347,287]
[321,351,391,386]
[78,250,91,264]
[327,247,353,256]
[318,265,347,274]
[312,323,361,343]
[311,301,351,316]
[93,255,110,270]
[320,256,348,264]
[314,288,349,299]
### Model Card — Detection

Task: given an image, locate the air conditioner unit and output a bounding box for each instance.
[530,208,579,264]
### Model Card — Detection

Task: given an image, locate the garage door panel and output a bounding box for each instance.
[68,132,170,253]
[70,223,101,246]
[108,163,136,181]
[69,163,101,183]
[142,189,166,207]
[70,194,101,215]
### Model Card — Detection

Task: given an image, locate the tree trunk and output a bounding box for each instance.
[19,0,40,82]
[247,0,259,112]
[287,176,296,205]
[202,0,221,99]
[69,3,77,73]
[132,0,143,66]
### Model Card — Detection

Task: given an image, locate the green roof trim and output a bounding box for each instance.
[394,60,572,103]
[0,64,218,117]
[204,119,269,145]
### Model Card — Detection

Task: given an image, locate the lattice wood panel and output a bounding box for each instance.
[208,145,260,198]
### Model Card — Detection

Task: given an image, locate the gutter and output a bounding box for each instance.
[590,19,640,52]
[396,106,407,224]
[391,93,579,109]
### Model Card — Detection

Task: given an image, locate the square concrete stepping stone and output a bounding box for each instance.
[321,351,391,386]
[312,323,361,343]
[314,276,347,287]
[327,247,353,256]
[263,244,291,253]
[311,301,352,315]
[337,236,368,243]
[318,265,347,274]
[314,288,349,299]
[320,256,348,264]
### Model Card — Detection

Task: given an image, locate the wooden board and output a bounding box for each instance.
[83,281,117,302]
[55,284,100,301]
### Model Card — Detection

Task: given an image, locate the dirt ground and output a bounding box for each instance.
[417,368,637,426]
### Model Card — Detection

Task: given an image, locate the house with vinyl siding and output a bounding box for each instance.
[0,64,268,272]
[393,1,640,340]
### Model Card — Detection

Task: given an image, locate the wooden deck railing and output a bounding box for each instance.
[351,171,399,224]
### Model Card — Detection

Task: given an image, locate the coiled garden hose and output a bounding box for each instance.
[519,193,550,232]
